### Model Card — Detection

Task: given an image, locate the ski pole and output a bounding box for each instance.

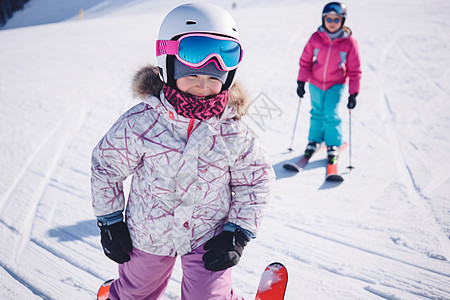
[288,98,302,152]
[347,109,355,170]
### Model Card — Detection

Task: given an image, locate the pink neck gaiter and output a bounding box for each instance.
[163,85,229,121]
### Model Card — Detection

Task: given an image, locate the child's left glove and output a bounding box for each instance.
[202,229,250,271]
[347,93,358,109]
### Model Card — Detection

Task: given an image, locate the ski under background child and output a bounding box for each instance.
[325,142,348,181]
[283,142,348,181]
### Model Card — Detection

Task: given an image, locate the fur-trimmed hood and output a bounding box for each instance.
[131,65,250,120]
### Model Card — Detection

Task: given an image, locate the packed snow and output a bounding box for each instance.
[1,0,449,299]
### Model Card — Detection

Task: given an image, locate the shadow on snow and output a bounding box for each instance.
[48,219,98,242]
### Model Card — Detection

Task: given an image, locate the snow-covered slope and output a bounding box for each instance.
[1,0,449,299]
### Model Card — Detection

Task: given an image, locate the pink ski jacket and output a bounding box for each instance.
[91,65,275,256]
[297,27,361,95]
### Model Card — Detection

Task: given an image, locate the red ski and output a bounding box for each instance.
[326,163,343,181]
[283,145,325,172]
[255,262,288,300]
[326,142,348,182]
[97,279,113,300]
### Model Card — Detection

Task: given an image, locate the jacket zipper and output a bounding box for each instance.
[187,118,195,139]
[323,41,333,90]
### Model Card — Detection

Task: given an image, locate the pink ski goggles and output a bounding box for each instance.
[156,33,243,71]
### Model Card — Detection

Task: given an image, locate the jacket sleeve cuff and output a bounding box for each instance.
[223,222,255,239]
[96,210,124,226]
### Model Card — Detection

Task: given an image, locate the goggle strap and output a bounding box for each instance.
[156,40,179,56]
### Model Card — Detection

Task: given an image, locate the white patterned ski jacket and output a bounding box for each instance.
[91,65,275,256]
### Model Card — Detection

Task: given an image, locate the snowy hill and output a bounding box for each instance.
[1,0,449,299]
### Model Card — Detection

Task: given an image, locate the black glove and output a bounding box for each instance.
[202,229,250,271]
[347,93,357,109]
[98,221,133,264]
[296,81,306,98]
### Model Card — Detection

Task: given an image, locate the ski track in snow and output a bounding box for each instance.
[0,108,69,214]
[16,110,77,262]
[255,217,450,299]
[0,95,91,298]
[288,224,450,278]
[377,30,450,262]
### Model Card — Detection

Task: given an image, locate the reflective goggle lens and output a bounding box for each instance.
[178,36,241,68]
[324,3,345,15]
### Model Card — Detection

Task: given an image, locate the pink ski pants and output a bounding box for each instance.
[109,245,243,300]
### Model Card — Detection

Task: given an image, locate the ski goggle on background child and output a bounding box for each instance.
[326,17,342,23]
[156,33,243,71]
[322,3,345,16]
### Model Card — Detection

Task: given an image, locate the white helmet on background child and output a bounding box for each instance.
[156,3,242,90]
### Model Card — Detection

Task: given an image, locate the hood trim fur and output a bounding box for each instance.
[132,65,249,120]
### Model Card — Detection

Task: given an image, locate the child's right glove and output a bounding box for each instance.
[98,220,133,264]
[202,229,250,271]
[296,81,306,98]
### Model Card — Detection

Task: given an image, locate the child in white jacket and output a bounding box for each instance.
[91,3,275,299]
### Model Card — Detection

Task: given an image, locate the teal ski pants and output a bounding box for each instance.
[308,83,345,147]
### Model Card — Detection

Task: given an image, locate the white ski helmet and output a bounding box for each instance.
[156,3,241,90]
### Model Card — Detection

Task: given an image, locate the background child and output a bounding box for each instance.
[91,3,274,299]
[296,2,361,162]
